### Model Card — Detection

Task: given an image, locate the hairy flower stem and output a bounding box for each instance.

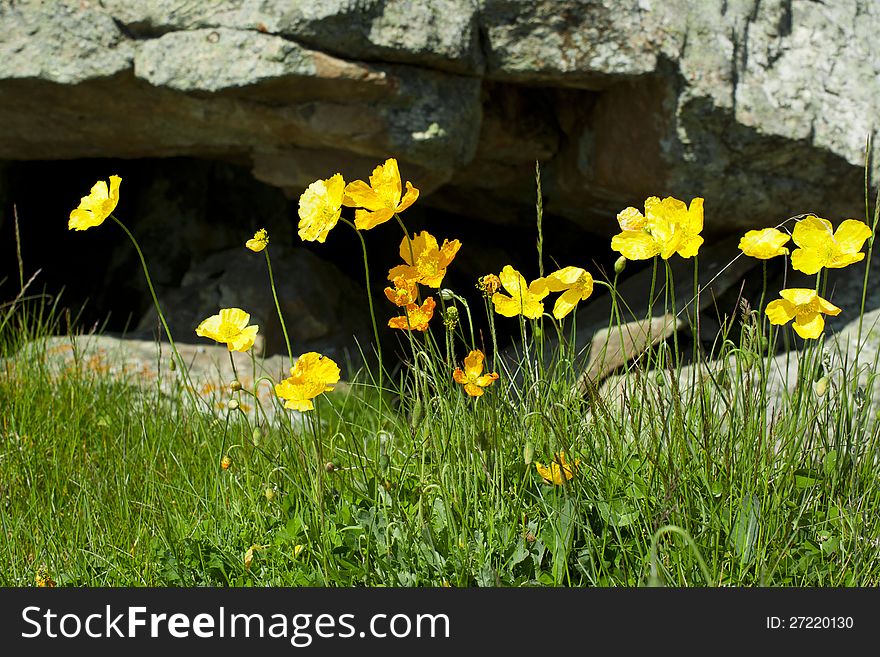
[264,248,292,364]
[110,215,204,410]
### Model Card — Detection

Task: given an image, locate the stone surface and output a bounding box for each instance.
[5,334,333,424]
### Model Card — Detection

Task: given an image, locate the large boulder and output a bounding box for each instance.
[1,0,876,235]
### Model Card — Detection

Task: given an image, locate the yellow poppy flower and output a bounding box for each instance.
[297,173,345,243]
[274,352,341,412]
[388,297,436,331]
[195,308,260,352]
[453,349,499,397]
[68,175,121,231]
[491,265,549,319]
[246,228,269,252]
[343,158,420,230]
[384,276,419,307]
[387,231,461,288]
[543,266,594,319]
[738,227,790,259]
[790,216,872,274]
[535,451,579,486]
[611,196,704,260]
[765,288,841,339]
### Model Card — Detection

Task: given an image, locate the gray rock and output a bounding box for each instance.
[102,0,482,74]
[0,0,133,84]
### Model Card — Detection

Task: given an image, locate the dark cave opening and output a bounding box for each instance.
[0,156,623,365]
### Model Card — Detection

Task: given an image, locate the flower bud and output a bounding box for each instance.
[264,486,277,502]
[439,288,455,301]
[227,398,240,411]
[614,256,627,275]
[813,376,829,397]
[229,380,242,392]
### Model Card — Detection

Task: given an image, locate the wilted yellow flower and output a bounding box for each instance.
[477,274,502,296]
[543,266,594,319]
[196,308,260,352]
[298,173,345,243]
[68,175,121,231]
[246,228,269,252]
[790,216,872,274]
[220,455,233,470]
[293,544,305,558]
[492,265,549,319]
[453,349,499,397]
[738,227,790,259]
[243,543,269,570]
[611,196,704,260]
[535,451,579,486]
[388,231,461,288]
[388,297,436,331]
[765,288,841,339]
[343,158,419,230]
[384,275,419,307]
[35,565,56,588]
[274,352,341,412]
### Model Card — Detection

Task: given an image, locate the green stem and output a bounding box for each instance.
[110,215,202,408]
[264,248,292,364]
[341,219,383,392]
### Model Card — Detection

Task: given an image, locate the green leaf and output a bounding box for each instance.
[596,499,638,528]
[731,494,761,565]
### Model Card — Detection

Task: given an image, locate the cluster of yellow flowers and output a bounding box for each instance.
[67,167,872,487]
[737,216,871,338]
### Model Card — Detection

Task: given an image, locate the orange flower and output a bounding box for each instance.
[453,350,499,397]
[388,297,436,331]
[384,276,419,307]
[476,274,502,296]
[388,231,461,288]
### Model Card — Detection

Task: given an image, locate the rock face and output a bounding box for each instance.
[1,0,876,233]
[1,0,879,362]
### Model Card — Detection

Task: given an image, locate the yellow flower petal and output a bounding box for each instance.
[611,231,660,260]
[793,311,824,339]
[617,206,646,231]
[833,219,872,255]
[68,175,121,231]
[792,216,834,250]
[297,173,344,243]
[765,299,796,326]
[779,288,818,306]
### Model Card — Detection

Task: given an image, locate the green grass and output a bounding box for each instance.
[2,284,880,587]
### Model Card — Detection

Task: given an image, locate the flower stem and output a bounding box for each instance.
[263,248,293,364]
[110,214,201,407]
[341,218,383,392]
